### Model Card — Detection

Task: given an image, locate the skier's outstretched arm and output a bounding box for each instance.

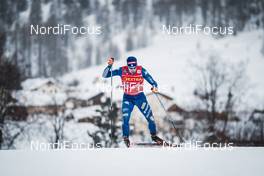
[142,67,158,88]
[102,65,122,78]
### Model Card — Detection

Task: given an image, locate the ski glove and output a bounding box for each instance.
[107,57,114,65]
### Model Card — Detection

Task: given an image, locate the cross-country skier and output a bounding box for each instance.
[102,56,165,147]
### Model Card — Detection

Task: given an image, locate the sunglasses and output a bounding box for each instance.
[127,62,137,69]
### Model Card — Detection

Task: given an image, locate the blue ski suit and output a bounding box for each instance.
[102,65,158,137]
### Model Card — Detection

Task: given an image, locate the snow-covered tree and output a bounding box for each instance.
[192,54,247,142]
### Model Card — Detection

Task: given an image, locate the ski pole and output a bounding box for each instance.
[110,60,113,111]
[109,57,114,146]
[154,92,184,143]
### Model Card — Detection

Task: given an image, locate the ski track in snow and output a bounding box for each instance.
[0,148,263,176]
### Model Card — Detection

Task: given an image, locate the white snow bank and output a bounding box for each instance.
[0,148,263,176]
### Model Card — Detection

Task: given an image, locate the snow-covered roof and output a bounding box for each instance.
[21,78,59,91]
[67,90,105,101]
[13,90,67,106]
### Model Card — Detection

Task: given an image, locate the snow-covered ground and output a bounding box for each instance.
[0,148,263,176]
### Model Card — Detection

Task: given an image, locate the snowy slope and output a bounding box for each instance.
[61,30,264,109]
[0,148,263,176]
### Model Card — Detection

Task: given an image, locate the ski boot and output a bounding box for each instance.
[151,134,169,146]
[123,137,130,148]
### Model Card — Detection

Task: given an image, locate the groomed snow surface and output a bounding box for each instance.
[0,148,263,176]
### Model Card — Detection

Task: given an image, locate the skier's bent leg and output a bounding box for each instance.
[122,99,134,137]
[136,98,157,135]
